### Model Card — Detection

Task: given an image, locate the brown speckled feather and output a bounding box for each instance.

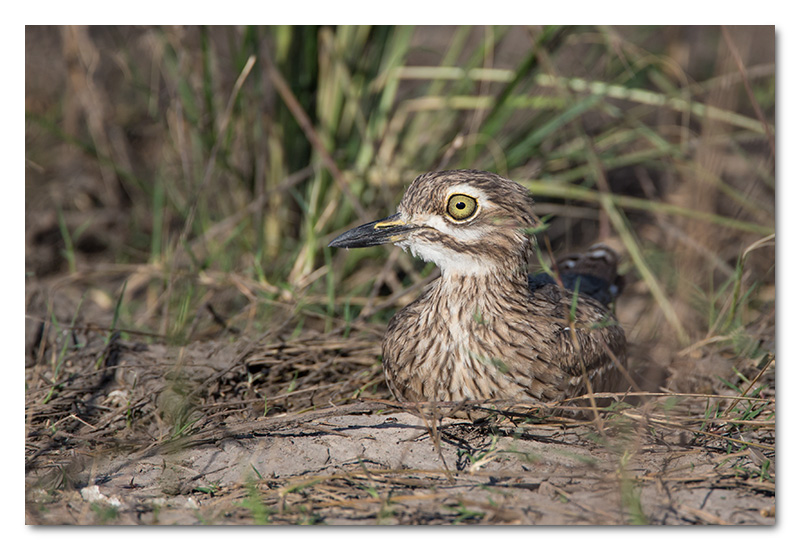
[383,270,626,403]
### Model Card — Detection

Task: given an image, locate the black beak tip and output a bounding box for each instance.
[328,228,368,249]
[328,236,346,249]
[329,213,409,250]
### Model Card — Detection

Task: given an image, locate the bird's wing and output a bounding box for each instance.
[528,284,628,396]
[529,244,624,307]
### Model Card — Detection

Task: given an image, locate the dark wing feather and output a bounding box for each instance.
[528,243,624,307]
[528,272,618,307]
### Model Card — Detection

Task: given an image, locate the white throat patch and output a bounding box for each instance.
[399,240,497,277]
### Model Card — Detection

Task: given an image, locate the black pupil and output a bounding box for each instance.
[456,202,466,210]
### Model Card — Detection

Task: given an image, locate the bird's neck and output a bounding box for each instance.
[435,256,531,313]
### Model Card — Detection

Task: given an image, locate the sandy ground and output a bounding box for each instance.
[25,321,775,525]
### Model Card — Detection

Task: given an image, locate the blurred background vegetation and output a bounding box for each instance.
[25,25,775,382]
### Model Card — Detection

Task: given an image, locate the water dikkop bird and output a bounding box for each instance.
[330,170,627,406]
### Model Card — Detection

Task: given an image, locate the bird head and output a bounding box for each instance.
[329,170,538,276]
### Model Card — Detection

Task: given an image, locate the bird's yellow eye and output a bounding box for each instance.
[446,194,478,221]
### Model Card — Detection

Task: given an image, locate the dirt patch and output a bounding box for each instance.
[25,299,775,525]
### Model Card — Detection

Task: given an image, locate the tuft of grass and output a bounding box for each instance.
[26,26,774,350]
[43,293,86,405]
[90,502,120,524]
[241,478,273,525]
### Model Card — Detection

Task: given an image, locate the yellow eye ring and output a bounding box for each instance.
[446,194,478,221]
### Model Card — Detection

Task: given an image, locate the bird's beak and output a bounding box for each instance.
[329,213,415,249]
